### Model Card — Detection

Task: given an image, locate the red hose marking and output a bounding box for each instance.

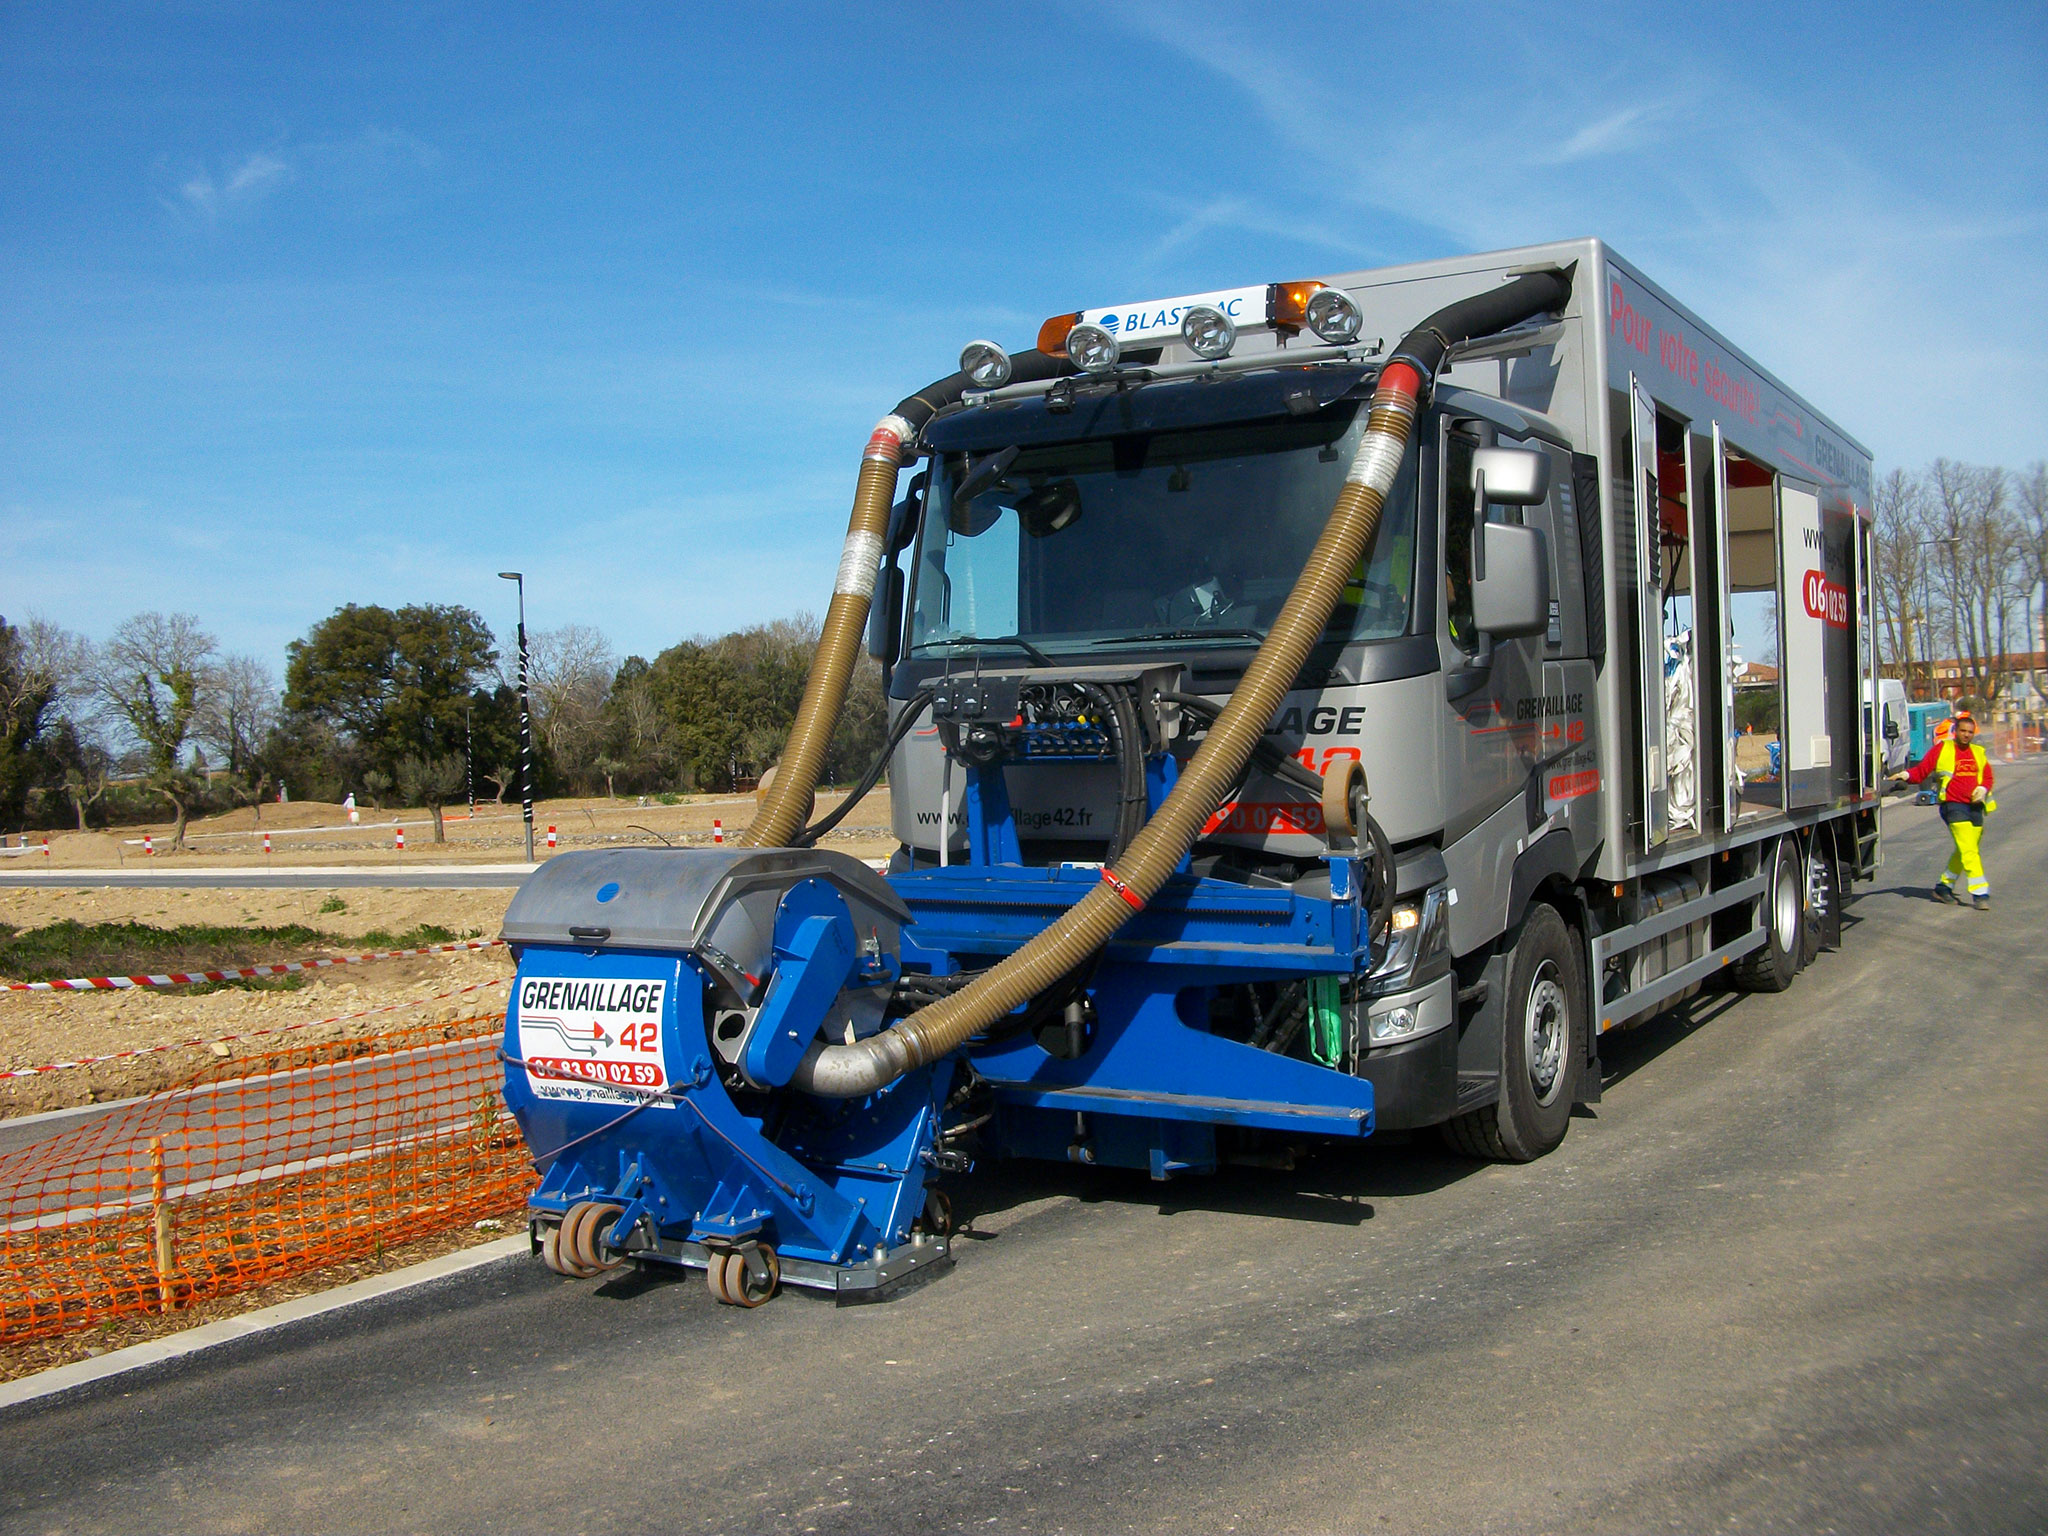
[1378,361,1423,397]
[1099,867,1145,911]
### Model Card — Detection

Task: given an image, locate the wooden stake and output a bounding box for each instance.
[149,1137,174,1310]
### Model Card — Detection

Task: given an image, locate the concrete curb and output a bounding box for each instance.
[0,1234,530,1413]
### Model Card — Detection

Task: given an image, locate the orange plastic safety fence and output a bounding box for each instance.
[0,1012,529,1346]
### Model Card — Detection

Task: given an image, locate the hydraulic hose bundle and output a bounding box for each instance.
[754,270,1574,1098]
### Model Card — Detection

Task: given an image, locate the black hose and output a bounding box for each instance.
[794,688,936,848]
[1158,691,1322,795]
[1089,682,1148,862]
[1161,689,1394,940]
[1387,266,1576,395]
[893,348,1076,436]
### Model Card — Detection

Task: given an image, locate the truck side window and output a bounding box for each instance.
[1443,428,1481,653]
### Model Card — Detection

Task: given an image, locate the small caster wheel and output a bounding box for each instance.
[720,1246,779,1308]
[566,1202,625,1274]
[706,1252,734,1305]
[921,1189,954,1238]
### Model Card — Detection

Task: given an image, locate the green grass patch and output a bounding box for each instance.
[0,921,461,984]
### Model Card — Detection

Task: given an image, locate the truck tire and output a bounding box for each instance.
[1440,903,1584,1162]
[1803,830,1838,961]
[1730,835,1802,993]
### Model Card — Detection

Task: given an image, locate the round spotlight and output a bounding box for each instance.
[1180,305,1236,361]
[1305,287,1364,345]
[1065,321,1121,374]
[959,340,1013,390]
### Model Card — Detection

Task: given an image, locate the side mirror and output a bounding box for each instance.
[1471,446,1550,506]
[1472,524,1550,638]
[1884,720,1900,741]
[867,565,904,664]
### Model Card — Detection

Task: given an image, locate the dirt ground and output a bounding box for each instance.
[0,885,519,1118]
[0,788,897,868]
[0,789,899,1117]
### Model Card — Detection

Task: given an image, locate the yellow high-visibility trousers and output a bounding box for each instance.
[1939,817,1990,896]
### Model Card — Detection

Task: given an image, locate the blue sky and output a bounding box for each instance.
[3,1,2043,671]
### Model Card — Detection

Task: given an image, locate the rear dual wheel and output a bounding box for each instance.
[1730,836,1803,993]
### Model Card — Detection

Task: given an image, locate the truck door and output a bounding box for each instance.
[1712,422,1738,832]
[1777,478,1829,809]
[1629,374,1668,849]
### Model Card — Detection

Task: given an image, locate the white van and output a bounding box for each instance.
[1866,678,1909,777]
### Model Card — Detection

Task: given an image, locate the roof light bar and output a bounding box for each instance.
[1035,279,1364,363]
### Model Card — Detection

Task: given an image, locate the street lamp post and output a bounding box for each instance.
[498,572,535,864]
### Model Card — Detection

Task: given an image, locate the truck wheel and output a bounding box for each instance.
[1730,835,1802,993]
[1803,831,1839,961]
[1440,904,1584,1162]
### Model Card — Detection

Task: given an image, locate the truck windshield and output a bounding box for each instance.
[908,404,1415,660]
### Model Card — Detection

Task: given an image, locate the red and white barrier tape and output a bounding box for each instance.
[2,937,505,993]
[0,977,511,1079]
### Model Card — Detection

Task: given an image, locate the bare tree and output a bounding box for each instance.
[1925,462,2023,704]
[196,654,280,778]
[1871,469,1931,693]
[94,612,217,849]
[523,624,617,788]
[197,653,281,820]
[2019,461,2047,704]
[15,618,114,830]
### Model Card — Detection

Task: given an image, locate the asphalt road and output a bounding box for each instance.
[0,865,536,890]
[3,765,2044,1534]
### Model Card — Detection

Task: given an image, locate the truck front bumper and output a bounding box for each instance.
[1354,972,1460,1130]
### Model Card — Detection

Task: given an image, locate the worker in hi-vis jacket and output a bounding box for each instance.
[1894,708,1996,909]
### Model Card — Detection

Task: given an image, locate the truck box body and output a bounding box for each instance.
[887,239,1879,1091]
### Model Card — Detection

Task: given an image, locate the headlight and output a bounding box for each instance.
[1305,287,1364,345]
[959,340,1013,390]
[1369,1005,1418,1042]
[1065,321,1120,374]
[1372,884,1450,984]
[1180,304,1236,360]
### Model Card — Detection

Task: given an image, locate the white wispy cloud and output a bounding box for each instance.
[173,150,295,220]
[1083,0,2047,468]
[159,129,438,228]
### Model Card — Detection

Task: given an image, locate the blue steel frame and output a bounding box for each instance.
[503,747,1378,1282]
[505,944,952,1271]
[901,758,1376,1178]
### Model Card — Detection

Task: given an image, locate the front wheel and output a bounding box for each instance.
[1441,903,1586,1163]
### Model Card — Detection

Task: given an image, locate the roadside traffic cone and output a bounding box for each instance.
[263,832,273,856]
[42,838,50,859]
[713,819,723,844]
[546,825,557,850]
[395,826,406,852]
[143,834,154,856]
